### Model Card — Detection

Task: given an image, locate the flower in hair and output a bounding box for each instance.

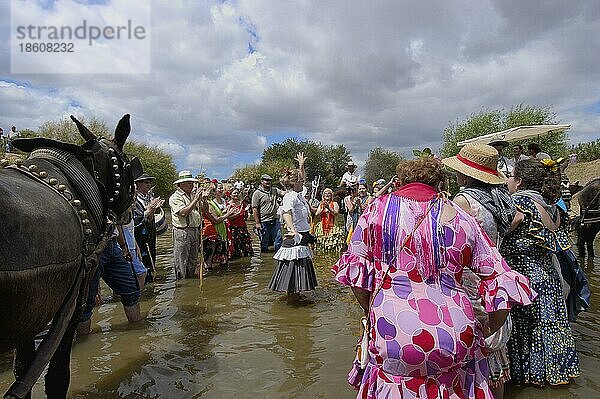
[540,157,565,172]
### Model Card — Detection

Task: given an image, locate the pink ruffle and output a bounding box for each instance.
[478,270,538,312]
[332,252,374,291]
[347,359,366,388]
[355,359,494,399]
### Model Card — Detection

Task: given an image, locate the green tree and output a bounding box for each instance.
[38,116,110,144]
[505,104,566,158]
[231,159,294,187]
[364,147,404,185]
[261,138,351,188]
[440,110,503,158]
[326,144,352,185]
[17,129,38,139]
[441,104,566,159]
[123,142,178,200]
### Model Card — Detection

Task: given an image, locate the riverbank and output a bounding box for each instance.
[565,159,600,186]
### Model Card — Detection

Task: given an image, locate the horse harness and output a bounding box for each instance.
[580,187,600,226]
[3,147,111,252]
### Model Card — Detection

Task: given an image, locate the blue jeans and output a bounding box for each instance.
[79,239,141,321]
[261,219,282,252]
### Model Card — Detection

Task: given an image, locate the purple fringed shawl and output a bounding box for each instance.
[384,183,447,282]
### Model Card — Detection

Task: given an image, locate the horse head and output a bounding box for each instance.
[71,114,141,223]
[12,114,142,226]
[569,181,583,197]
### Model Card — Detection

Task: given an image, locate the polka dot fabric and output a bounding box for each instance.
[333,185,536,399]
[501,195,580,386]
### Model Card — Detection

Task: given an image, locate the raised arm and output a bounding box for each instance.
[373,176,396,198]
[295,152,307,183]
[251,191,262,225]
[178,190,203,217]
[204,203,230,225]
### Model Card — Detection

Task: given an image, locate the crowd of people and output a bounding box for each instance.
[161,155,403,288]
[75,142,589,399]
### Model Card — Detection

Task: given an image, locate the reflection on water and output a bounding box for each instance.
[0,223,598,398]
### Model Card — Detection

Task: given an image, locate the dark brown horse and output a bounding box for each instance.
[0,114,141,399]
[573,178,600,259]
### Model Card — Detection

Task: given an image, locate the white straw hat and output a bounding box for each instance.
[442,143,507,185]
[173,170,198,184]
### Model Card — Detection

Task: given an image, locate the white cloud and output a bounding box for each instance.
[1,0,599,178]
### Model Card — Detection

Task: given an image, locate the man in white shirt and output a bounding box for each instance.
[512,144,530,165]
[489,140,513,177]
[169,171,204,279]
[340,161,360,187]
[527,143,551,160]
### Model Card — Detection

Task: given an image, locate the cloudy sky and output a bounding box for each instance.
[1,0,599,179]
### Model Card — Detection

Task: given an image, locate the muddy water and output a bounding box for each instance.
[1,227,598,398]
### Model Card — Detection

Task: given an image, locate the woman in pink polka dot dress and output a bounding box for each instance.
[332,157,536,399]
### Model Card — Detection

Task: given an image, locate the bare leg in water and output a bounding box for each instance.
[287,292,300,302]
[137,272,146,292]
[205,240,215,271]
[491,383,503,399]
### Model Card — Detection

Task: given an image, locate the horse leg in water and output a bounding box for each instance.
[577,225,586,258]
[576,221,588,258]
[44,321,77,399]
[585,224,600,258]
[13,341,35,399]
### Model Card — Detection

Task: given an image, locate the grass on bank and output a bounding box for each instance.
[565,159,600,186]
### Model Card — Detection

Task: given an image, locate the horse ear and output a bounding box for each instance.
[113,114,131,151]
[70,115,96,142]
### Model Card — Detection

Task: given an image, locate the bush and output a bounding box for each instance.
[231,159,294,187]
[260,138,351,189]
[570,139,600,162]
[364,147,404,185]
[123,142,178,200]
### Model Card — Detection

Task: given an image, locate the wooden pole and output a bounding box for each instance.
[198,227,204,288]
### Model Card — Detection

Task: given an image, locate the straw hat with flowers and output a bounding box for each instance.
[442,143,507,185]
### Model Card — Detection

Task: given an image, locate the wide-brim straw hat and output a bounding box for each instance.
[442,143,507,185]
[173,170,198,184]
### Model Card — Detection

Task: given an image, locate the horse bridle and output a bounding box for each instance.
[85,137,141,223]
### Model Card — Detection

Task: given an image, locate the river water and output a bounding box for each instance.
[1,225,598,398]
